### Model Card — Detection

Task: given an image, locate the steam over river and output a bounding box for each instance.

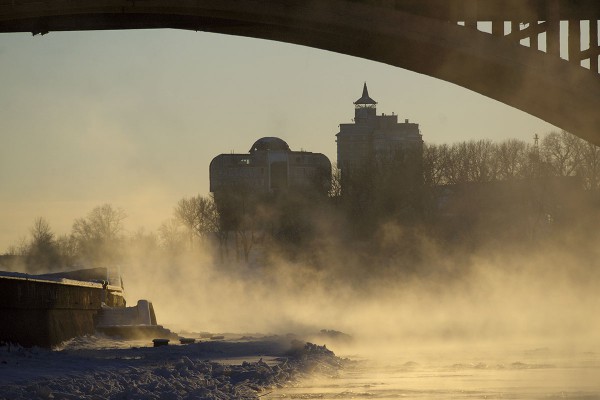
[273,343,600,399]
[1,332,598,399]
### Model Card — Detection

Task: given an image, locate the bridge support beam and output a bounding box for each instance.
[1,0,600,145]
[591,19,599,73]
[530,22,539,50]
[463,0,477,30]
[510,21,519,37]
[492,20,503,37]
[569,20,581,64]
[547,1,561,56]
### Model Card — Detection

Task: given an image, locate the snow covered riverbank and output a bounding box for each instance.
[0,337,344,400]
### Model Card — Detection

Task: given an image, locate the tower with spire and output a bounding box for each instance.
[354,82,378,122]
[336,83,423,193]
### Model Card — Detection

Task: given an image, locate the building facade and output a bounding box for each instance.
[209,137,331,195]
[336,83,423,186]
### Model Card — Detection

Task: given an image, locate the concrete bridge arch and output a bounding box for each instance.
[1,0,600,144]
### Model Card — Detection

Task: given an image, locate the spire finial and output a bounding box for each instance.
[354,82,377,105]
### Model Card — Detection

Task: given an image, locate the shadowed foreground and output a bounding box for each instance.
[0,338,342,399]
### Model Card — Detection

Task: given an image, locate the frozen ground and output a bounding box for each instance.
[0,335,343,400]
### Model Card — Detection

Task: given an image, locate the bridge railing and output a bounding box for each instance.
[454,17,599,74]
[380,0,600,74]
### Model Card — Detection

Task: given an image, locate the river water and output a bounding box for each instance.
[270,342,600,399]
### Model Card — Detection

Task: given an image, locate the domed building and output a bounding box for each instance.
[209,137,331,195]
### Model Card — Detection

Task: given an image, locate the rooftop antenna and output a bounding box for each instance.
[532,133,540,177]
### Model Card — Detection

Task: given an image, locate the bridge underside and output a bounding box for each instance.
[1,1,600,145]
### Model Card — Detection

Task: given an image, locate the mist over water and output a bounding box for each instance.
[2,10,600,397]
[113,220,600,398]
[2,183,599,400]
[3,126,599,397]
[119,218,600,353]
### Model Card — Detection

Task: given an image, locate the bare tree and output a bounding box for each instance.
[174,196,198,248]
[423,143,445,186]
[174,195,220,249]
[541,131,584,177]
[72,204,126,242]
[235,214,258,263]
[213,187,258,263]
[158,218,186,253]
[495,139,529,180]
[329,162,342,201]
[25,217,61,271]
[56,234,78,266]
[196,196,220,238]
[578,140,600,193]
[440,143,469,185]
[71,204,127,264]
[467,139,497,182]
[30,217,54,246]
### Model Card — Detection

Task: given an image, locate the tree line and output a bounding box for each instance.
[423,131,600,191]
[2,131,600,274]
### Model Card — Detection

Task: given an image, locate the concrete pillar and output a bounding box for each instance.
[546,0,560,57]
[591,19,599,73]
[568,20,581,63]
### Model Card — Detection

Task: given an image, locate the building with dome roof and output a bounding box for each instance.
[209,137,331,195]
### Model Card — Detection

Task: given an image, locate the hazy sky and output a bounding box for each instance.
[0,29,558,251]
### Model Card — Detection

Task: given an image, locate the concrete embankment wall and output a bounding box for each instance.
[0,277,125,347]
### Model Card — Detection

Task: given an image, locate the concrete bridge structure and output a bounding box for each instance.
[1,0,600,144]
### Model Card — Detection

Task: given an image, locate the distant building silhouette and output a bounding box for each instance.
[336,83,423,191]
[209,137,331,195]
